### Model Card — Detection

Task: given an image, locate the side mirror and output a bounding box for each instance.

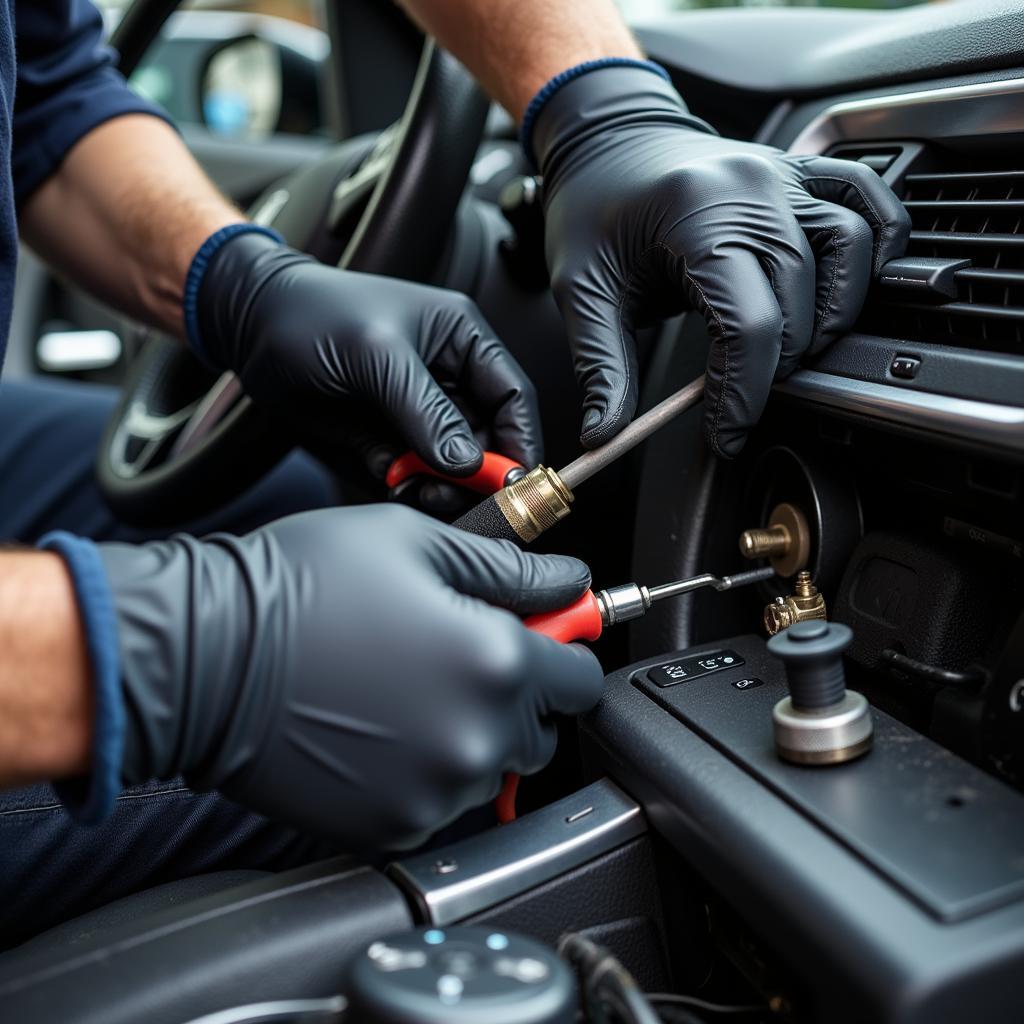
[200,35,283,141]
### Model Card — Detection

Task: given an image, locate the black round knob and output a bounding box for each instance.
[346,926,577,1024]
[767,620,853,710]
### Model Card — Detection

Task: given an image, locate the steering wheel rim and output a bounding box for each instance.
[97,38,489,526]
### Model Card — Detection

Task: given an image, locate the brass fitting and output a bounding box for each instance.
[494,465,574,543]
[740,524,789,560]
[739,502,811,578]
[764,571,827,636]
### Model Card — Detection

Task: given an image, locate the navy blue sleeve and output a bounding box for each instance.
[13,0,174,208]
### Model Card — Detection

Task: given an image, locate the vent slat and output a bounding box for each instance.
[905,170,1024,185]
[957,268,1024,286]
[896,301,1024,323]
[908,231,1024,248]
[848,155,1024,356]
[904,200,1024,212]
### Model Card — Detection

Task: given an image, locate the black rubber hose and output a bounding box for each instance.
[880,649,987,689]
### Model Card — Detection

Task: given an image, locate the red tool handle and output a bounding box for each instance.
[497,591,605,824]
[523,590,605,645]
[386,451,523,495]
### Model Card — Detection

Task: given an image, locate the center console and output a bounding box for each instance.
[580,632,1024,1023]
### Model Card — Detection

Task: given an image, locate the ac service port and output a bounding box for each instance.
[737,445,863,638]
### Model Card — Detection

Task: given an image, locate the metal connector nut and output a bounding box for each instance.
[494,466,573,543]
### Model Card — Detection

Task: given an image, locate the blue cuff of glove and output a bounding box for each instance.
[37,532,124,825]
[183,223,284,362]
[520,58,671,167]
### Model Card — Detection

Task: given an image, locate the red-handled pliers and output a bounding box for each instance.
[388,448,775,825]
[386,450,526,497]
[496,566,775,823]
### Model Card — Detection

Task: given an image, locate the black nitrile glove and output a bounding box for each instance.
[99,505,603,850]
[532,65,911,457]
[192,231,542,484]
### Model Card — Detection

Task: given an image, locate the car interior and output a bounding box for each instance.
[2,0,1024,1021]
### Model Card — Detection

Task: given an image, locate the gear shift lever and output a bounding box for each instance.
[767,620,873,765]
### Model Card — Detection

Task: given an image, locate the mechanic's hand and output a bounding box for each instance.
[532,65,911,457]
[99,505,603,850]
[193,232,542,483]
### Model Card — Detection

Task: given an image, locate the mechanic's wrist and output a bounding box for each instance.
[36,533,125,824]
[527,63,716,172]
[184,223,286,367]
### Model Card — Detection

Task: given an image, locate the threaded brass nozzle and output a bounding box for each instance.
[740,524,791,560]
[794,570,816,598]
[494,466,574,543]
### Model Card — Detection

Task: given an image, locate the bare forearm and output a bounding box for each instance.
[397,0,641,120]
[0,553,93,787]
[19,115,240,338]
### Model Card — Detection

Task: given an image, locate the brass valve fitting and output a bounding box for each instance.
[494,465,573,543]
[764,571,827,636]
[739,502,811,578]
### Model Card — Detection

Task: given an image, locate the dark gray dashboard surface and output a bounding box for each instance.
[584,648,1024,1023]
[635,2,1024,97]
[635,636,1024,925]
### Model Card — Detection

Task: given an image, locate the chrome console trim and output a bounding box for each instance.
[784,76,1024,452]
[388,779,645,926]
[789,76,1024,155]
[776,370,1024,452]
[184,997,347,1024]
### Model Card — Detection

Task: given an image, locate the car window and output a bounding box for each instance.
[98,0,331,141]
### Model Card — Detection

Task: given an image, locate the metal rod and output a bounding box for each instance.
[715,566,779,590]
[557,375,705,491]
[646,565,775,604]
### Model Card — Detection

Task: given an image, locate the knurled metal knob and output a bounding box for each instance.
[767,620,873,765]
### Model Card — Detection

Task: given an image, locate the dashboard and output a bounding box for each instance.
[601,9,1024,1019]
[627,6,1024,783]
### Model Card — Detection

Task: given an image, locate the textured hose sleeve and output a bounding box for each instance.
[452,493,526,545]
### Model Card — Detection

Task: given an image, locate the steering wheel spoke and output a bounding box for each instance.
[327,124,398,236]
[109,398,201,479]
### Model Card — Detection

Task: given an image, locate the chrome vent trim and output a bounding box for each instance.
[782,76,1024,452]
[789,77,1024,156]
[776,370,1024,454]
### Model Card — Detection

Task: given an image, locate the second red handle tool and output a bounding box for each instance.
[496,594,606,824]
[496,566,775,823]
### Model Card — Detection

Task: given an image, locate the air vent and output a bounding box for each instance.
[856,160,1024,356]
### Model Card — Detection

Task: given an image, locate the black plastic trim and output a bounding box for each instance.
[808,333,1024,408]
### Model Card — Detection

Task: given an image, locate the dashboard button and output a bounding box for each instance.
[647,650,744,688]
[890,355,921,380]
[732,677,764,691]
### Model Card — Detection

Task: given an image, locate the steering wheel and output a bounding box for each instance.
[97,34,488,526]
